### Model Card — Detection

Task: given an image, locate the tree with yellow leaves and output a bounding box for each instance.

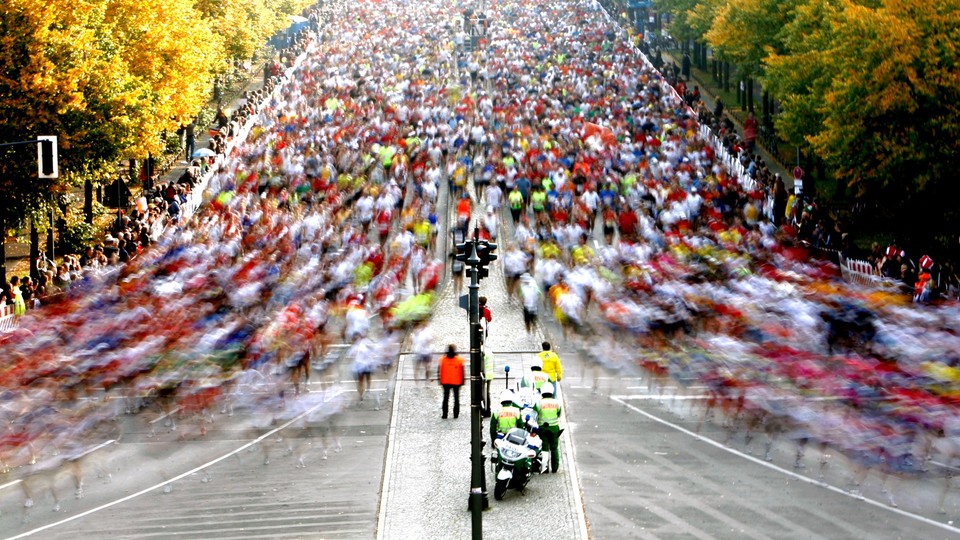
[705,0,802,78]
[765,0,960,251]
[0,0,315,279]
[659,0,960,252]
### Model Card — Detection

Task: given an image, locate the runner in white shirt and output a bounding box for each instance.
[502,245,530,298]
[581,187,600,231]
[355,193,375,233]
[410,323,435,384]
[536,257,565,291]
[484,182,503,211]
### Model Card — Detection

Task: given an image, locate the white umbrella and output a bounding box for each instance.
[288,15,308,23]
[192,148,217,158]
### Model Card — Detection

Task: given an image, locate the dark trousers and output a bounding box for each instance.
[185,137,196,161]
[540,424,560,472]
[442,385,461,418]
[483,380,492,417]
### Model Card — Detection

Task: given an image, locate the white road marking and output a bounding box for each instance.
[375,358,405,540]
[560,389,590,539]
[613,394,880,403]
[0,479,22,492]
[148,407,181,424]
[9,400,331,539]
[2,440,118,493]
[610,395,960,535]
[75,439,117,460]
[930,460,960,474]
[613,394,710,401]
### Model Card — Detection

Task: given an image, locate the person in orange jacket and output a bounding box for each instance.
[439,344,466,419]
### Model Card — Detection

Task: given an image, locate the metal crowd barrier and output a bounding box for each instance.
[0,304,16,332]
[839,254,890,288]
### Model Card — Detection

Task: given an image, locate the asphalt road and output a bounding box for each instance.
[0,371,392,539]
[565,370,960,540]
[5,346,960,540]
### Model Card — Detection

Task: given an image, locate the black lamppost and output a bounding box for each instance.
[454,228,497,539]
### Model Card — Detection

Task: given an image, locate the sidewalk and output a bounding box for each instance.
[154,68,267,195]
[377,186,588,539]
[660,49,795,191]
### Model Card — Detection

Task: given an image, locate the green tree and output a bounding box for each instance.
[705,0,802,78]
[767,0,960,250]
[655,0,710,44]
[196,0,315,61]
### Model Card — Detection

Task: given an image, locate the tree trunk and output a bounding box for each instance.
[30,220,39,281]
[129,158,137,185]
[835,165,845,200]
[85,179,94,224]
[57,198,67,233]
[46,206,54,263]
[0,204,6,285]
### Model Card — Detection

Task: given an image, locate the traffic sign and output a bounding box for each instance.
[793,166,803,180]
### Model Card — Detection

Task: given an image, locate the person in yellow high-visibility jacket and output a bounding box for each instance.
[534,382,562,473]
[482,349,495,417]
[537,341,562,383]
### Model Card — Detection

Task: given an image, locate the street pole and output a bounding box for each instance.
[0,203,6,284]
[454,228,495,536]
[49,200,55,264]
[466,237,489,539]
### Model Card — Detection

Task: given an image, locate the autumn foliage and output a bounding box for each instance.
[0,0,314,226]
[659,0,960,249]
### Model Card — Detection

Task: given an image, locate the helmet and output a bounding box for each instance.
[529,357,542,371]
[499,390,516,406]
[540,382,555,397]
[516,386,536,408]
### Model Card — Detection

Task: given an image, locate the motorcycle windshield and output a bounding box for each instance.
[505,428,527,446]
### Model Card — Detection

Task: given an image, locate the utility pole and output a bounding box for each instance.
[0,136,59,283]
[455,228,497,539]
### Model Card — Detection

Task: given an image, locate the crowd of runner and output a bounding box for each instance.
[0,0,958,513]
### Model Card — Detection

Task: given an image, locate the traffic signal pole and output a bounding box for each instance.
[0,137,59,283]
[456,228,496,539]
[467,242,486,539]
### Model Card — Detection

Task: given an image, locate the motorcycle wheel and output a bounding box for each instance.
[494,479,508,501]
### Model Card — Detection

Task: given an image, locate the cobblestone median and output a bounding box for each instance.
[380,199,585,538]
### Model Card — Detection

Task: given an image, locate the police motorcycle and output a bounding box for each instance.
[491,391,545,500]
[513,384,548,475]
